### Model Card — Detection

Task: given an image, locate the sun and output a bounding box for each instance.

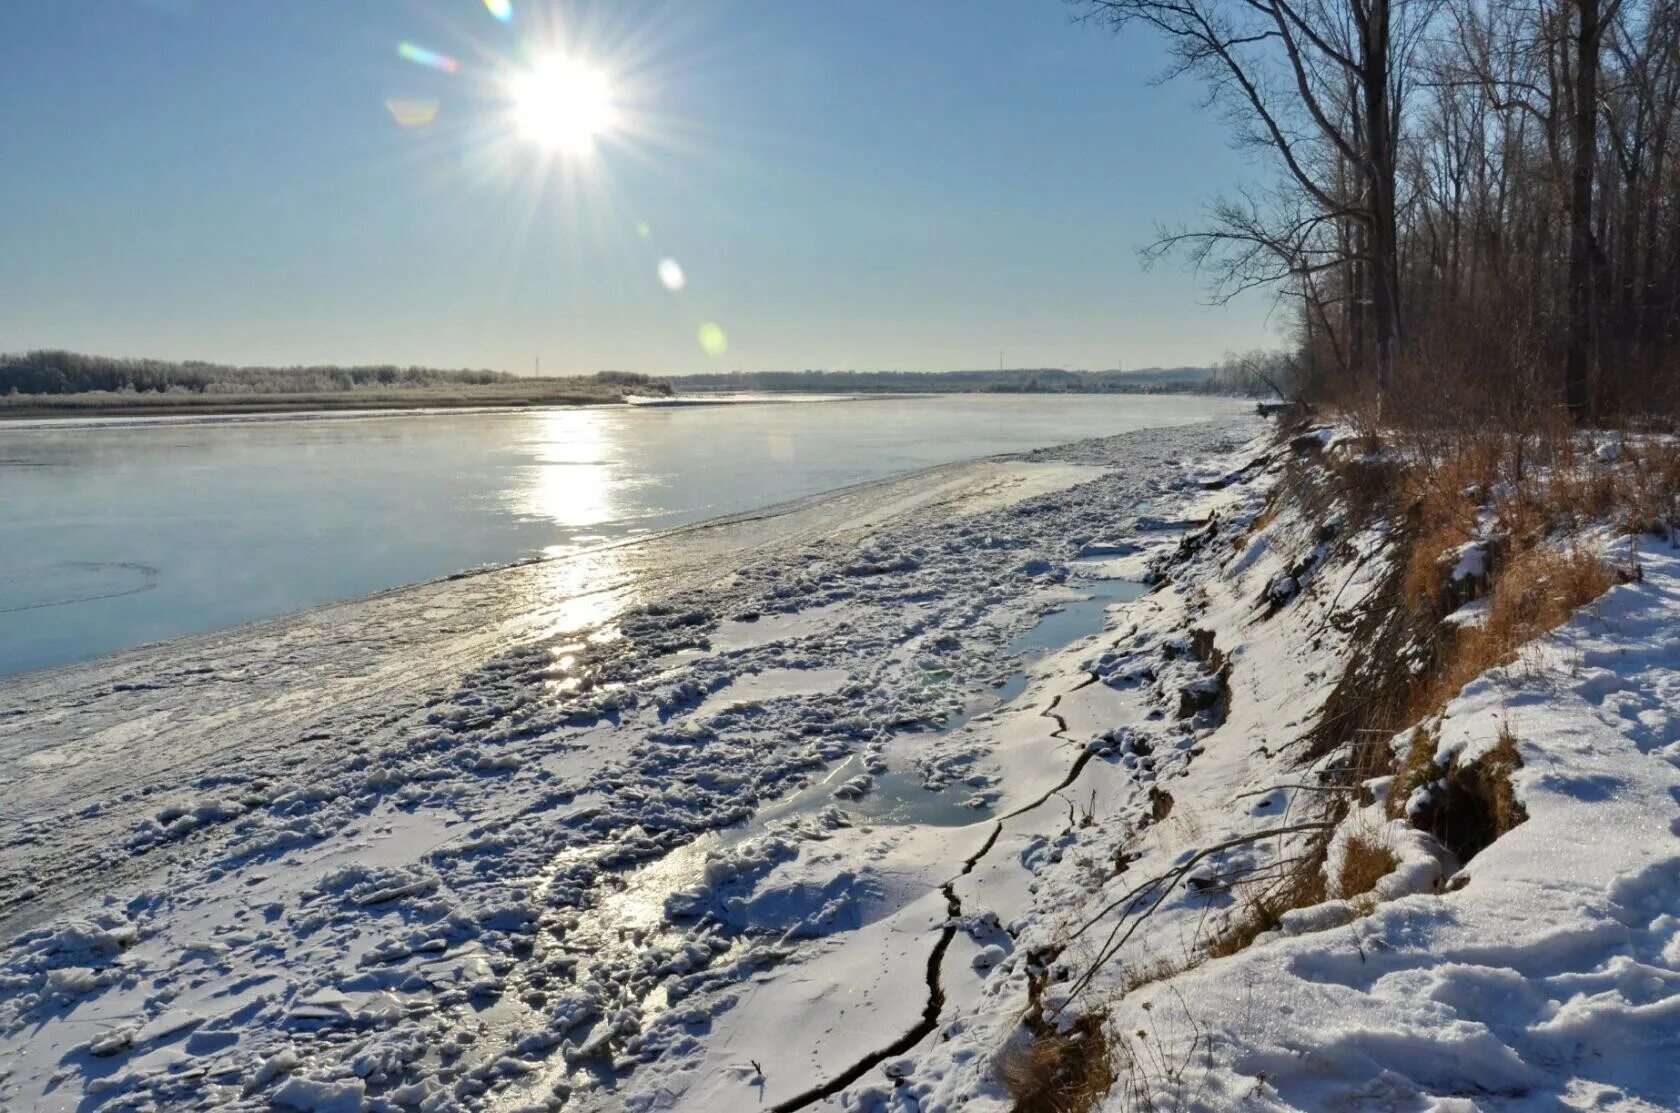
[508,55,616,155]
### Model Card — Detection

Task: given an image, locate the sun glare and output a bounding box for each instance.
[509,55,616,155]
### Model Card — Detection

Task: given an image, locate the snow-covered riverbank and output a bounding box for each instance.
[7,414,1678,1112]
[0,418,1256,1110]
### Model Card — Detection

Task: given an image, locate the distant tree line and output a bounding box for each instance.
[0,351,671,398]
[666,367,1229,394]
[1209,351,1300,398]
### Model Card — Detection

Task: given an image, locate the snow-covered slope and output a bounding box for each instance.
[890,435,1680,1113]
[0,420,1257,1111]
[7,418,1677,1112]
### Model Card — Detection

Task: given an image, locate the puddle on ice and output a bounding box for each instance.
[747,754,987,830]
[1007,579,1147,659]
[983,578,1147,704]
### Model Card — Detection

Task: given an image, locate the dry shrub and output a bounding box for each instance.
[1490,435,1680,543]
[1403,543,1614,728]
[1419,724,1527,862]
[1326,449,1407,530]
[1337,829,1400,898]
[1469,723,1527,840]
[1205,845,1329,959]
[1375,296,1568,452]
[1000,1012,1117,1113]
[1389,723,1441,818]
[1615,438,1680,537]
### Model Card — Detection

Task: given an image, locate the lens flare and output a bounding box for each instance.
[398,42,460,74]
[484,0,514,22]
[508,55,616,155]
[657,259,685,291]
[385,98,440,128]
[637,221,652,240]
[698,322,728,356]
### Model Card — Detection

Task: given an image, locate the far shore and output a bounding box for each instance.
[0,388,1248,422]
[0,389,635,421]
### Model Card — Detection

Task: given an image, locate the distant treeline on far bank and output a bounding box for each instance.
[0,351,1280,417]
[665,364,1270,395]
[0,350,671,399]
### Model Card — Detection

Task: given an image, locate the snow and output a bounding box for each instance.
[0,420,1259,1110]
[7,412,1676,1112]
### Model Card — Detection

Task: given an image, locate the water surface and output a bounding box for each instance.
[0,394,1244,676]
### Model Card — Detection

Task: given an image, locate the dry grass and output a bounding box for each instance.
[1205,846,1329,959]
[1409,544,1615,725]
[1618,439,1680,536]
[1493,438,1680,542]
[1248,489,1284,534]
[1000,1012,1118,1113]
[1399,451,1491,614]
[1117,952,1205,996]
[1109,996,1211,1113]
[1466,723,1527,841]
[1392,721,1528,863]
[1390,723,1441,819]
[1337,829,1400,898]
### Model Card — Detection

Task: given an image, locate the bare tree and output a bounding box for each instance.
[1077,0,1435,394]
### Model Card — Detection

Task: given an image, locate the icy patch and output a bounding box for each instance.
[691,667,850,716]
[1008,580,1146,660]
[710,603,847,654]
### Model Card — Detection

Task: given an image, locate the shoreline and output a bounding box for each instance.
[16,418,1667,1109]
[0,392,857,431]
[0,433,1193,922]
[0,418,1263,1110]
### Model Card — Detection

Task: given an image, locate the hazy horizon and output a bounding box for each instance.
[0,1,1279,376]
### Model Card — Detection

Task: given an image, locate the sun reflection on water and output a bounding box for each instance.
[509,411,643,649]
[517,409,618,540]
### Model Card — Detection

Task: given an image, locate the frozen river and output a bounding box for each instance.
[0,393,1245,675]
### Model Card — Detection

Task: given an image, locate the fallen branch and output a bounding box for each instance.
[1059,821,1334,1006]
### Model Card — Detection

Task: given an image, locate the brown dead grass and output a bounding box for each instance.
[1337,829,1400,898]
[1000,1012,1118,1113]
[1410,544,1615,724]
[1469,723,1527,841]
[1118,952,1204,996]
[1399,451,1488,614]
[1493,438,1680,543]
[1612,438,1680,537]
[1205,846,1329,959]
[1390,723,1441,819]
[1391,720,1528,862]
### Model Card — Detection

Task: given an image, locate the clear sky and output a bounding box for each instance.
[0,1,1280,375]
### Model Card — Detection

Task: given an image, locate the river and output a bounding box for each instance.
[0,393,1246,676]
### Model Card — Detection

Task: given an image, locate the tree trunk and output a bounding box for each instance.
[1566,0,1603,420]
[1362,0,1401,395]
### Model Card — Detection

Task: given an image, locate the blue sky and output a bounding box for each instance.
[0,1,1279,374]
